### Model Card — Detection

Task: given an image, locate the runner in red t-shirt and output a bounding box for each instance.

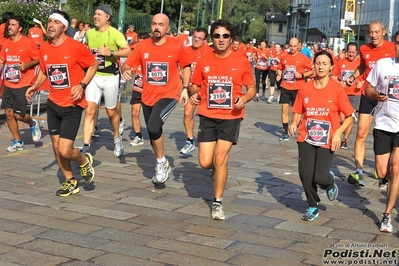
[288,50,355,222]
[254,40,271,101]
[0,12,14,99]
[125,25,138,49]
[277,37,313,141]
[128,31,150,147]
[267,43,283,103]
[180,27,213,156]
[28,20,46,47]
[189,19,256,220]
[244,39,257,69]
[0,15,41,152]
[26,10,98,197]
[331,42,361,150]
[345,21,396,186]
[122,13,191,185]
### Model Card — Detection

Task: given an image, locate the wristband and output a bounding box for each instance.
[182,86,189,91]
[80,82,87,90]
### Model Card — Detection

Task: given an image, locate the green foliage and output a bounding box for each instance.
[0,0,58,34]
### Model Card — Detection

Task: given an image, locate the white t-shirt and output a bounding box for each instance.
[367,57,399,132]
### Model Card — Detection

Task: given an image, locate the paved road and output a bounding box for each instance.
[0,92,397,266]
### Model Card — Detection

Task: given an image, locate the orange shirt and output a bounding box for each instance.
[185,44,213,77]
[125,31,138,49]
[245,46,257,63]
[331,57,361,95]
[191,50,254,120]
[270,50,283,72]
[39,37,96,108]
[255,48,271,70]
[1,36,39,89]
[176,33,190,47]
[292,79,355,149]
[0,23,5,49]
[28,27,44,46]
[278,52,313,90]
[125,37,191,106]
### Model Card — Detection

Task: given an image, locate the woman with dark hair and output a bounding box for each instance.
[73,20,86,43]
[288,50,355,221]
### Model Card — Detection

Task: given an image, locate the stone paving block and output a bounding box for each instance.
[228,231,293,249]
[153,251,231,266]
[0,231,34,246]
[36,218,103,235]
[323,218,381,234]
[96,240,163,260]
[157,193,205,206]
[0,244,16,256]
[92,253,164,266]
[51,194,118,209]
[0,207,49,224]
[232,198,281,210]
[147,238,237,262]
[0,259,21,266]
[183,224,234,238]
[91,228,158,244]
[228,242,308,262]
[22,206,88,221]
[0,248,69,266]
[133,225,188,239]
[288,241,330,256]
[227,214,282,228]
[183,216,258,232]
[228,253,306,266]
[76,216,141,232]
[3,194,59,207]
[19,239,104,262]
[0,198,39,211]
[327,229,376,243]
[118,196,184,211]
[51,202,137,220]
[129,214,190,231]
[176,233,234,249]
[275,221,333,236]
[36,229,109,248]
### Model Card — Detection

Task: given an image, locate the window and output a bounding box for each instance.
[278,24,283,33]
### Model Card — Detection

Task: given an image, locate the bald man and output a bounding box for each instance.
[276,38,313,141]
[122,13,191,184]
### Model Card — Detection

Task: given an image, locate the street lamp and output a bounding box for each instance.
[286,6,292,42]
[329,1,337,44]
[304,8,310,43]
[357,0,365,46]
[242,19,247,39]
[270,9,275,44]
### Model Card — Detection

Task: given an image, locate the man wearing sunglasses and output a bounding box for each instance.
[189,19,256,220]
[180,27,212,156]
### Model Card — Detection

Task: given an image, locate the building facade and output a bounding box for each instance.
[265,13,289,45]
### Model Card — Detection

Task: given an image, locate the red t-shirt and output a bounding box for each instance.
[125,31,138,49]
[1,36,40,89]
[278,52,313,91]
[292,79,355,149]
[124,37,191,106]
[331,57,361,95]
[245,46,257,63]
[191,50,254,120]
[185,44,213,77]
[270,50,283,72]
[28,27,44,46]
[359,41,395,92]
[39,37,96,108]
[176,33,190,47]
[255,48,271,70]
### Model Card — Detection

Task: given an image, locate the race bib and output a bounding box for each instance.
[387,77,399,101]
[91,49,106,69]
[5,64,21,83]
[207,82,233,109]
[46,64,70,89]
[133,73,143,91]
[341,70,354,81]
[127,37,133,45]
[146,62,168,85]
[305,119,331,146]
[283,66,296,83]
[246,53,253,62]
[257,59,266,68]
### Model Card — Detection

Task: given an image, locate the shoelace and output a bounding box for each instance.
[81,163,88,176]
[61,181,75,190]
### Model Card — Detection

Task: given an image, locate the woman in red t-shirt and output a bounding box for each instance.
[288,51,355,222]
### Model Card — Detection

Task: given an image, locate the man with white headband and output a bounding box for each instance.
[83,5,131,157]
[25,10,98,197]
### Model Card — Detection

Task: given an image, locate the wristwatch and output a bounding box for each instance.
[110,50,114,56]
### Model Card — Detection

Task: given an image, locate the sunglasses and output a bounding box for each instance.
[213,33,231,39]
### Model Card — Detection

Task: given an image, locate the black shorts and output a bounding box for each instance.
[279,87,298,105]
[197,115,241,145]
[268,70,277,87]
[130,90,142,105]
[47,99,83,141]
[348,95,361,112]
[373,129,399,155]
[358,94,377,115]
[1,85,29,116]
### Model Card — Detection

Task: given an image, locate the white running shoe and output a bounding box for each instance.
[267,96,274,103]
[119,117,125,135]
[152,160,171,184]
[130,136,144,146]
[211,202,225,220]
[379,213,393,233]
[180,141,195,155]
[7,140,24,152]
[113,135,124,157]
[31,119,41,142]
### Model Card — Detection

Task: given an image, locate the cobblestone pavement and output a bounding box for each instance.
[0,93,397,266]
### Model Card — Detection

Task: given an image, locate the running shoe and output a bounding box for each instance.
[279,133,289,141]
[254,93,260,101]
[340,139,348,149]
[348,171,365,186]
[119,117,125,135]
[31,119,41,142]
[379,213,393,233]
[114,135,124,157]
[80,153,95,183]
[92,127,100,138]
[379,177,389,190]
[56,179,79,197]
[130,136,144,146]
[7,140,24,152]
[180,141,195,155]
[301,207,319,221]
[211,202,225,220]
[267,96,274,103]
[152,159,171,184]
